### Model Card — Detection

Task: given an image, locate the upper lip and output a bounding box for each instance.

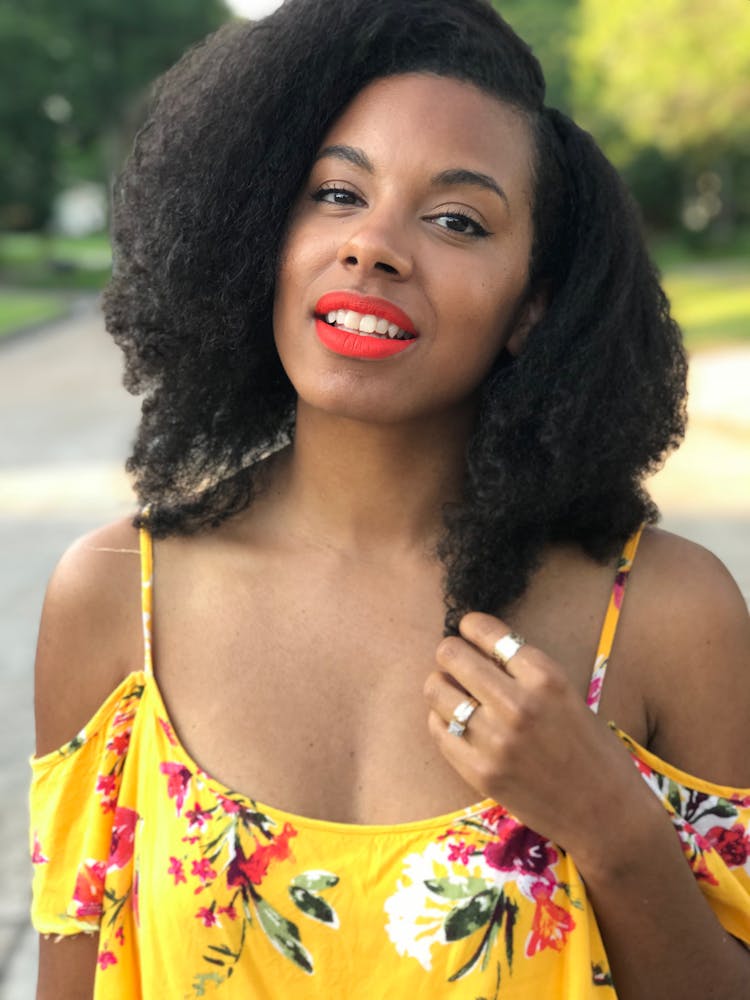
[314,291,418,337]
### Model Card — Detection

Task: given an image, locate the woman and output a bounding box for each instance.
[30,1,750,997]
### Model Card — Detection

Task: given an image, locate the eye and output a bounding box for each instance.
[428,211,490,238]
[311,185,363,206]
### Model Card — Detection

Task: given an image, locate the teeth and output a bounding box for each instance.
[323,307,410,339]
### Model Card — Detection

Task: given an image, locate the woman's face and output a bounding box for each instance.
[273,72,541,427]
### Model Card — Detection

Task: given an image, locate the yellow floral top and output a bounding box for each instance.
[30,527,750,998]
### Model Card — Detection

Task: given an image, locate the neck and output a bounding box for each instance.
[270,401,475,557]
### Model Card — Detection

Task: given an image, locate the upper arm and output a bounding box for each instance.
[621,528,750,785]
[34,517,142,757]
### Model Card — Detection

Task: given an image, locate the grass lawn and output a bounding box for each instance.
[0,292,69,339]
[0,232,111,290]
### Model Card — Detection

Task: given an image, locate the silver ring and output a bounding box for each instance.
[448,697,479,738]
[492,632,526,667]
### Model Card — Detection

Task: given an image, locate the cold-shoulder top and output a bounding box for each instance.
[30,527,750,998]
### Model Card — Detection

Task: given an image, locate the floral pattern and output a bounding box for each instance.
[384,804,581,984]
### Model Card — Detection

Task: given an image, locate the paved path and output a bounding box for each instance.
[0,313,747,997]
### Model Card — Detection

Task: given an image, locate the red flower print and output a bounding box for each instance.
[107,732,131,757]
[97,950,117,970]
[218,795,241,814]
[96,774,117,797]
[108,807,138,871]
[227,822,297,889]
[158,717,179,746]
[185,802,213,832]
[217,904,237,921]
[447,840,474,865]
[31,832,48,865]
[113,709,136,728]
[196,906,218,928]
[191,858,217,885]
[72,860,107,919]
[525,882,576,957]
[168,856,187,885]
[160,762,192,816]
[484,821,558,876]
[705,824,750,868]
[479,805,508,831]
[678,830,720,886]
[115,926,125,946]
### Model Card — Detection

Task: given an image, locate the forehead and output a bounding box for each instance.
[318,73,535,198]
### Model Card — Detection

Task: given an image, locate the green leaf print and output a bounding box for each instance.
[291,870,339,892]
[255,898,314,974]
[289,886,339,927]
[425,875,488,900]
[444,890,497,942]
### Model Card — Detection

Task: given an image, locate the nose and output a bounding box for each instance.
[336,208,413,280]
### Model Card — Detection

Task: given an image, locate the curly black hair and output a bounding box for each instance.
[103,0,687,633]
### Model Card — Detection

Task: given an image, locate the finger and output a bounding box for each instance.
[458,611,532,679]
[436,633,515,707]
[426,707,486,788]
[423,670,480,728]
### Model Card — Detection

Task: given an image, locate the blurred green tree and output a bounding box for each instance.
[0,0,227,230]
[494,0,577,111]
[570,0,750,236]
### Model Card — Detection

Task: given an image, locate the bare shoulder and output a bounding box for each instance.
[34,516,143,757]
[619,526,750,784]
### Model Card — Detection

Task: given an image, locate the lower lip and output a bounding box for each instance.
[314,318,416,360]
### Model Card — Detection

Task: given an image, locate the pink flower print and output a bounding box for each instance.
[217,904,237,921]
[115,926,125,946]
[108,807,138,871]
[113,709,136,728]
[160,762,192,816]
[185,802,212,832]
[72,860,107,919]
[525,882,575,956]
[196,905,218,928]
[218,795,241,815]
[447,840,474,865]
[227,822,298,889]
[612,570,628,609]
[168,857,187,885]
[484,820,558,877]
[107,732,131,758]
[97,950,118,970]
[586,674,603,709]
[191,858,217,886]
[704,824,750,868]
[31,832,48,865]
[158,717,179,747]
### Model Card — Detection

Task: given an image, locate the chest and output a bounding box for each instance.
[150,544,645,822]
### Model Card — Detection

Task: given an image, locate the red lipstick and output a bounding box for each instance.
[313,291,418,361]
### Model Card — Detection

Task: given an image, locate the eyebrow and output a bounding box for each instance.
[314,145,509,208]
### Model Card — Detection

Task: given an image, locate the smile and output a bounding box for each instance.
[313,292,419,360]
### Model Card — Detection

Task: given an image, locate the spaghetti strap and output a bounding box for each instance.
[138,517,154,677]
[586,525,644,713]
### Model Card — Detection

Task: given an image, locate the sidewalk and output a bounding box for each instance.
[0,316,747,998]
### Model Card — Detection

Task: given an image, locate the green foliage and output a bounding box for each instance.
[493,1,577,110]
[570,0,750,160]
[0,0,228,229]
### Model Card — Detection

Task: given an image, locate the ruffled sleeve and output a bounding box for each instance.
[617,729,750,946]
[29,674,145,937]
